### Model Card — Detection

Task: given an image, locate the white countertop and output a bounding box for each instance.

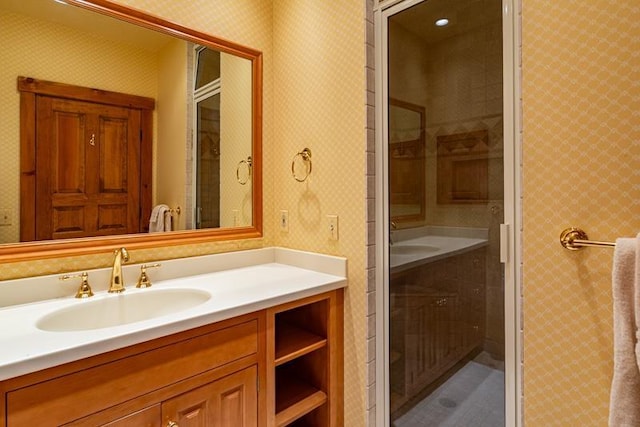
[0,247,347,381]
[390,231,488,273]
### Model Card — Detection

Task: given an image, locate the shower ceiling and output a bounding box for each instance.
[390,0,501,44]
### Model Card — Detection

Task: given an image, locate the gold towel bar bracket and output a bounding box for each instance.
[560,227,616,250]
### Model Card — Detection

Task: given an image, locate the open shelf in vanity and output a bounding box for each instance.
[268,290,343,427]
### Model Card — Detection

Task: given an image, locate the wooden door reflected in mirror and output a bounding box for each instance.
[19,77,154,241]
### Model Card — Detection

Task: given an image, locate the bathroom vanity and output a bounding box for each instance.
[0,248,346,426]
[388,229,488,413]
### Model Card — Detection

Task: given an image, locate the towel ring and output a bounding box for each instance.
[291,148,312,182]
[236,156,252,185]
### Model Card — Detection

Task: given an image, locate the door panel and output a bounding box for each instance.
[99,116,130,192]
[35,96,142,240]
[51,109,86,193]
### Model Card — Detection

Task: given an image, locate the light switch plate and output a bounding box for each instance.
[327,214,338,240]
[0,209,11,226]
[280,210,289,232]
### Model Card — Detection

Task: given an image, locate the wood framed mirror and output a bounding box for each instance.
[0,0,262,262]
[388,98,425,223]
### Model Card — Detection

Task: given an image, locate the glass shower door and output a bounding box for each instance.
[385,0,506,425]
[195,93,221,229]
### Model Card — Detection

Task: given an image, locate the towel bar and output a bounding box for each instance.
[560,227,615,250]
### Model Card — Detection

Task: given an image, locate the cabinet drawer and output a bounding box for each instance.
[7,320,258,426]
[98,405,161,427]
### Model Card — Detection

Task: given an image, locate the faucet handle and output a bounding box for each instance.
[60,272,94,298]
[136,263,161,288]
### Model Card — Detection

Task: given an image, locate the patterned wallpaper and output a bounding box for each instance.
[272,2,367,425]
[522,1,640,425]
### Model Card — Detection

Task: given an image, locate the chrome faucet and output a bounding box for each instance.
[108,247,130,293]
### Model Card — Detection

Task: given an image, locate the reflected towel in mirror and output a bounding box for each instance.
[149,204,172,232]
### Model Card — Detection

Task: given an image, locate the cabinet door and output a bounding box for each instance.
[405,295,431,390]
[162,366,258,427]
[405,293,460,393]
[432,295,459,366]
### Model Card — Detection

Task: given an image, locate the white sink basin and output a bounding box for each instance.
[37,289,211,332]
[391,244,439,255]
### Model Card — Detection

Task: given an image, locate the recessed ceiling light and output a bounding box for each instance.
[54,0,67,4]
[435,18,449,27]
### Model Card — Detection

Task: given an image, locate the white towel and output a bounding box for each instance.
[149,204,172,232]
[609,234,640,426]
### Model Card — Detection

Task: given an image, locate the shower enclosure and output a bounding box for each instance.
[378,0,517,425]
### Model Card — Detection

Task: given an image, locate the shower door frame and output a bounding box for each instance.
[374,0,522,425]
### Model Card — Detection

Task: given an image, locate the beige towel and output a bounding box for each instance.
[636,234,640,375]
[149,204,172,232]
[609,235,640,426]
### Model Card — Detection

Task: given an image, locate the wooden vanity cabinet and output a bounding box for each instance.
[1,312,264,427]
[0,290,344,427]
[389,248,486,413]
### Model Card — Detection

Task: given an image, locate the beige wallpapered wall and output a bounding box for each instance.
[220,53,254,228]
[156,37,188,230]
[271,2,367,425]
[522,1,640,425]
[0,1,369,425]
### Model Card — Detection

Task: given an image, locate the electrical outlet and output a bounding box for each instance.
[280,210,289,232]
[0,209,11,226]
[232,210,240,226]
[327,214,338,241]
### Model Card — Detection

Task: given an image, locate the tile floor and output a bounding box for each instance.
[393,355,505,427]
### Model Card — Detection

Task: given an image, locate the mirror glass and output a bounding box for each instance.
[389,98,426,222]
[0,0,262,258]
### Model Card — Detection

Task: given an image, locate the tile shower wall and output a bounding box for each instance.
[522,1,640,425]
